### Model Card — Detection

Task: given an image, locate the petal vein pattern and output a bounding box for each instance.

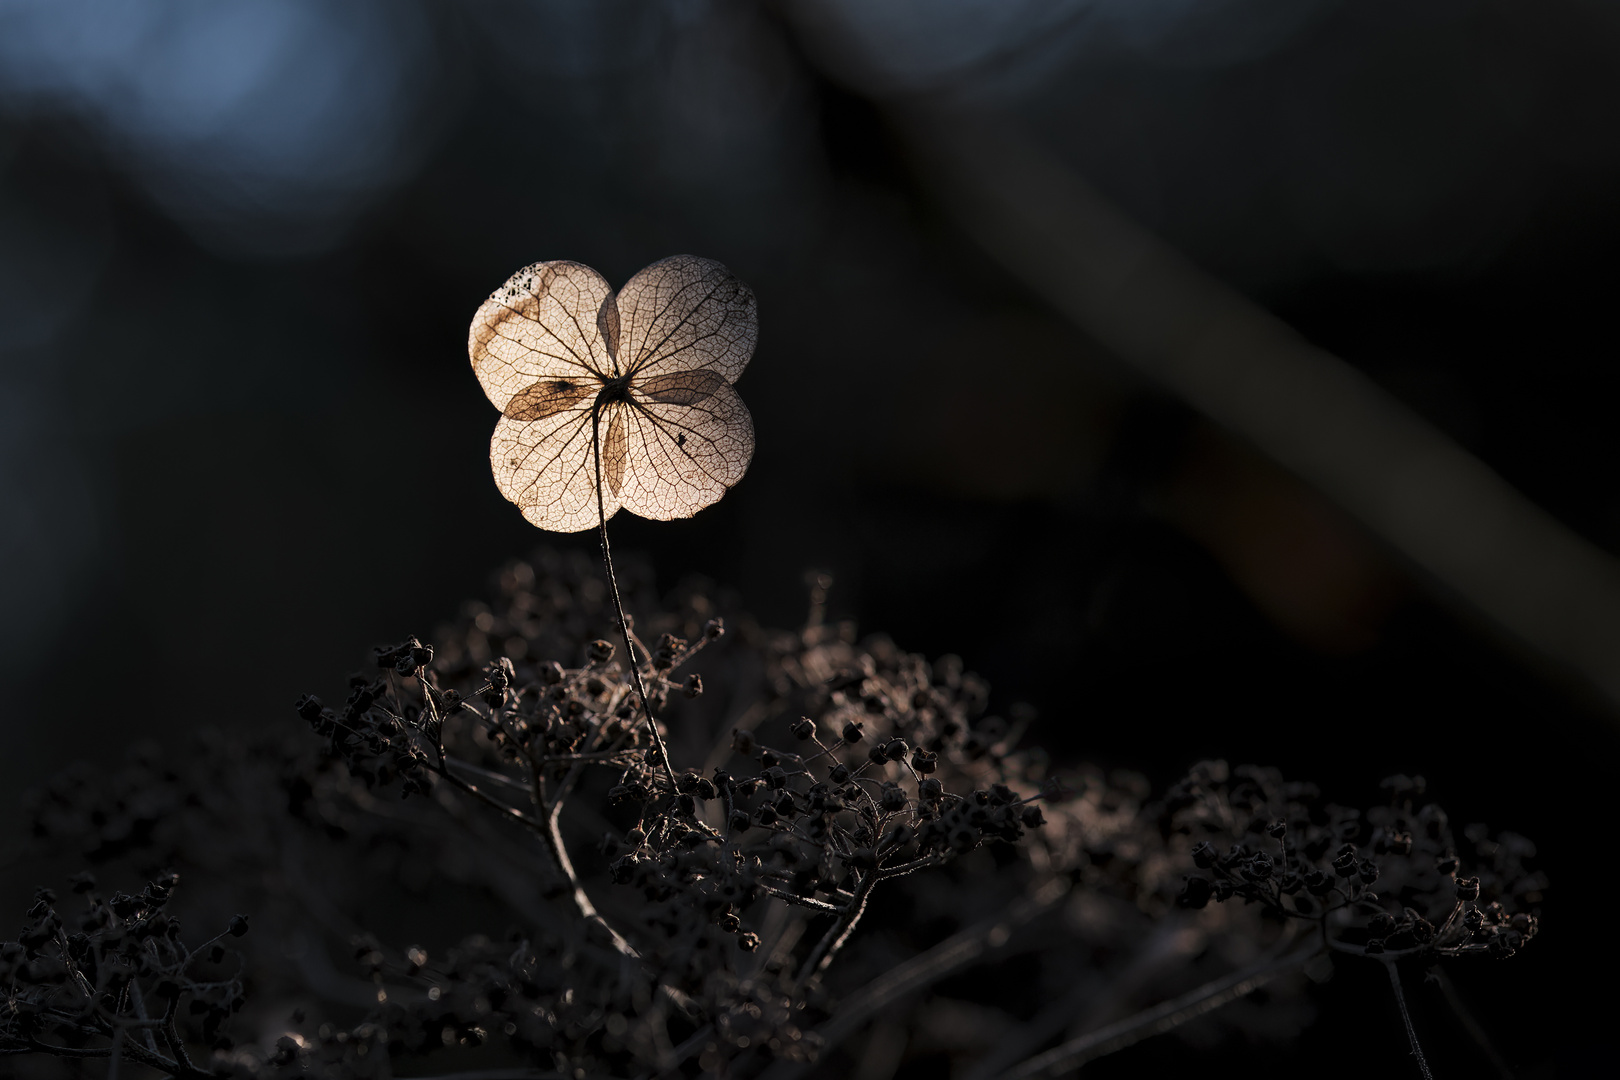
[615,255,757,383]
[504,378,595,421]
[470,261,615,411]
[490,407,618,533]
[602,404,628,497]
[619,379,754,520]
[472,257,757,532]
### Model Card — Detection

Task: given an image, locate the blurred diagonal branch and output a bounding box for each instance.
[899,105,1620,710]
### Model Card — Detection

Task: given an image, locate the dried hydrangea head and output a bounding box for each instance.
[469,256,757,532]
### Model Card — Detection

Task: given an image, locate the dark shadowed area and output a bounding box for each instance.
[3,0,1617,1075]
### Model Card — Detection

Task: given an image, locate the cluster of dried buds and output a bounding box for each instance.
[1,872,250,1071]
[1166,762,1542,961]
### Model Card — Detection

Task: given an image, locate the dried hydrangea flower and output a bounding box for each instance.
[469,256,757,532]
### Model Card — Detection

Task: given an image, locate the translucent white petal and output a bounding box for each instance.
[470,261,614,411]
[617,373,754,521]
[490,405,619,534]
[614,255,757,384]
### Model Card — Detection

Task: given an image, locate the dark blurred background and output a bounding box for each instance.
[3,0,1618,1074]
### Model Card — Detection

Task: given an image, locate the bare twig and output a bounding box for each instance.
[389,1071,570,1080]
[1385,960,1434,1080]
[544,796,637,958]
[993,941,1319,1080]
[794,869,878,988]
[433,766,546,835]
[1430,967,1517,1080]
[761,876,1071,1080]
[963,921,1205,1080]
[421,679,636,958]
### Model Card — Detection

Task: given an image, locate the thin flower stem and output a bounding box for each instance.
[654,1024,716,1080]
[126,982,161,1057]
[993,941,1320,1080]
[759,878,1072,1080]
[1430,966,1516,1080]
[794,870,879,988]
[1385,959,1434,1080]
[383,1071,569,1080]
[422,682,634,957]
[544,798,638,959]
[757,884,845,914]
[434,767,546,833]
[591,406,679,793]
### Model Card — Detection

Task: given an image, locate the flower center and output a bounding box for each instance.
[597,375,633,408]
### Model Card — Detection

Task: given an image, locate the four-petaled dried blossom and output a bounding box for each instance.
[469,256,757,532]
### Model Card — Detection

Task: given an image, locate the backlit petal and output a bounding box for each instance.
[470,261,614,411]
[614,255,757,384]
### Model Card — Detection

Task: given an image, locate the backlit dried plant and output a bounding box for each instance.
[470,253,757,796]
[1,260,1544,1080]
[6,551,1543,1079]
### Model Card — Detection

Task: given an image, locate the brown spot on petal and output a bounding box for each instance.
[636,369,726,406]
[603,404,628,496]
[471,293,538,359]
[597,293,621,370]
[504,378,594,421]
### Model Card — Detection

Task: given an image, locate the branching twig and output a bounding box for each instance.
[761,877,1071,1080]
[794,868,878,988]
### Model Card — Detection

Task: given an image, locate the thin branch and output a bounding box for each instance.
[1429,966,1516,1080]
[759,877,1071,1080]
[390,1071,571,1080]
[1385,960,1434,1080]
[160,993,197,1077]
[993,942,1320,1080]
[444,757,534,797]
[432,760,546,834]
[877,853,947,880]
[963,921,1205,1080]
[543,796,638,959]
[654,1024,715,1080]
[757,883,846,914]
[126,981,161,1057]
[24,1041,117,1060]
[592,405,680,792]
[421,685,635,956]
[794,869,877,988]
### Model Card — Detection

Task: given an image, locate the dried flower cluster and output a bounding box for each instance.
[0,872,250,1075]
[4,551,1544,1079]
[1165,762,1544,960]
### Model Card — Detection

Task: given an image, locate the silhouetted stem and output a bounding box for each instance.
[592,407,679,793]
[423,683,635,957]
[1431,967,1516,1080]
[758,878,1074,1080]
[544,799,637,959]
[795,871,877,988]
[159,996,195,1077]
[994,942,1319,1080]
[387,1071,566,1080]
[1385,960,1434,1080]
